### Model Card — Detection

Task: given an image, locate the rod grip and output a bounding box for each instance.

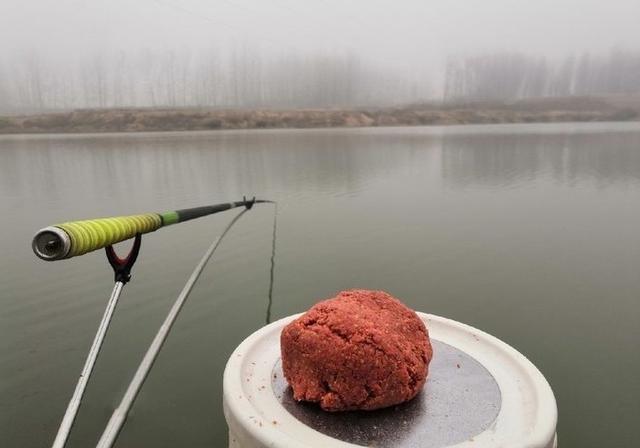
[33,214,162,261]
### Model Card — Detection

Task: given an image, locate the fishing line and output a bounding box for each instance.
[266,202,278,325]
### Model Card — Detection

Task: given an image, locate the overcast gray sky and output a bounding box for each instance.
[2,0,639,69]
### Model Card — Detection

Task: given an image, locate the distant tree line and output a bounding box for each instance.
[1,47,639,113]
[444,49,640,101]
[0,47,428,113]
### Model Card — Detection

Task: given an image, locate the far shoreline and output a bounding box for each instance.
[1,96,638,136]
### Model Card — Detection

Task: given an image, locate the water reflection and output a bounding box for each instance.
[2,123,640,448]
[0,130,432,210]
[441,128,640,188]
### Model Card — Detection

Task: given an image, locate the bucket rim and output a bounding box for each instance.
[223,312,557,448]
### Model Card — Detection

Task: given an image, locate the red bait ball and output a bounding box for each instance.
[280,289,432,411]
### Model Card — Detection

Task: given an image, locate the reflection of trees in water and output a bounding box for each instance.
[441,130,640,188]
[0,131,433,212]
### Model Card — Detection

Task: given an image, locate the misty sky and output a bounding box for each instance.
[2,0,639,70]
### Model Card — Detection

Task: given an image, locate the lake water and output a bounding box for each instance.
[1,123,639,447]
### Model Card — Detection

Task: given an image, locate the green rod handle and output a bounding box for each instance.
[33,214,162,261]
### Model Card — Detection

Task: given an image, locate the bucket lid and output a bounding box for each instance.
[223,313,557,448]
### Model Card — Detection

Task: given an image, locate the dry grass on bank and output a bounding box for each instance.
[1,96,638,135]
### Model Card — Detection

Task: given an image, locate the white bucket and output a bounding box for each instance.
[223,313,557,448]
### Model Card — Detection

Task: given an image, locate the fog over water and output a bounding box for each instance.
[1,1,639,110]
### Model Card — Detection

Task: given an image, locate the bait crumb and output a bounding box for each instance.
[280,289,432,411]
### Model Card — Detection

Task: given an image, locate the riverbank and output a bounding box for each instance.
[1,96,638,134]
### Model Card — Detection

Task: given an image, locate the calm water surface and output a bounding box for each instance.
[1,123,639,447]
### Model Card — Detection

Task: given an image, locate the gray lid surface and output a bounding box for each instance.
[272,339,501,448]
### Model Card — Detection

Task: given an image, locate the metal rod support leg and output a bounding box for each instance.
[51,281,125,448]
[96,209,248,448]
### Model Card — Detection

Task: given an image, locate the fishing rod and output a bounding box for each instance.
[32,197,273,448]
[32,197,271,262]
